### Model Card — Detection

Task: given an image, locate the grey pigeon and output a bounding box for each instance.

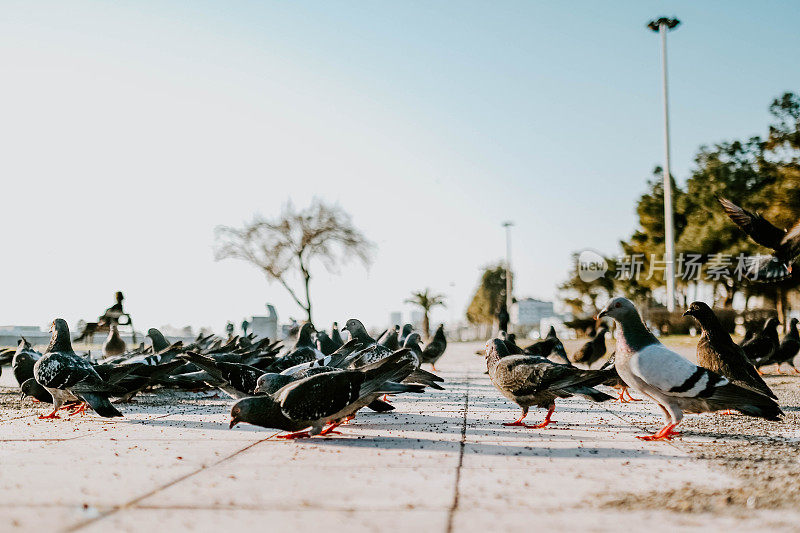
[598,297,782,441]
[718,196,800,280]
[683,302,775,399]
[421,324,447,370]
[330,322,344,347]
[147,328,171,352]
[398,323,413,345]
[229,352,423,438]
[379,327,400,351]
[33,319,124,418]
[485,339,614,429]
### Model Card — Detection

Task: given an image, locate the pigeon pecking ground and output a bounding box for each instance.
[2,340,800,532]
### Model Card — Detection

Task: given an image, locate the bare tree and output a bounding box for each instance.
[406,288,446,338]
[214,199,374,322]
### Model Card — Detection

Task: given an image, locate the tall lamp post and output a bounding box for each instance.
[648,16,680,312]
[502,221,514,313]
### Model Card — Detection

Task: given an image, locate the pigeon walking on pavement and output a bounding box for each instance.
[597,297,782,441]
[485,339,614,429]
[421,324,447,371]
[770,318,800,372]
[572,326,609,367]
[229,352,423,438]
[717,196,800,280]
[683,302,775,399]
[741,318,780,367]
[33,319,125,418]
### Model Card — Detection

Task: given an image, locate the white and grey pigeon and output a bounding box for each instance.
[597,297,783,441]
[33,319,124,418]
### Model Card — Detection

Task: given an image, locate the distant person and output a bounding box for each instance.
[241,319,250,336]
[497,303,510,333]
[98,291,125,326]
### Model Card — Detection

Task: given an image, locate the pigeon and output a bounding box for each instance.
[523,329,572,366]
[330,322,344,347]
[741,318,780,366]
[379,327,400,351]
[102,323,127,357]
[717,196,800,280]
[342,318,376,345]
[33,319,125,418]
[572,326,609,367]
[315,331,340,356]
[229,352,424,438]
[766,318,800,372]
[147,328,171,352]
[12,337,42,387]
[597,297,782,440]
[597,352,641,402]
[683,302,775,399]
[178,352,265,399]
[739,326,757,347]
[421,324,447,371]
[485,338,614,429]
[398,323,413,345]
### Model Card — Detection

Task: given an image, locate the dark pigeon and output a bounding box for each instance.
[33,319,125,418]
[421,324,447,370]
[683,302,775,399]
[767,318,800,372]
[572,326,609,367]
[741,318,780,366]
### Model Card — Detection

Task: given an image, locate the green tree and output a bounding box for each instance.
[405,289,446,338]
[466,264,507,325]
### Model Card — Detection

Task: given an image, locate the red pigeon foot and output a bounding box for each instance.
[276,431,311,439]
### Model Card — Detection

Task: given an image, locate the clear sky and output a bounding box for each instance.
[1,1,798,334]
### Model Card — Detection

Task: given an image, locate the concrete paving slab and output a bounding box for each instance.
[2,341,800,532]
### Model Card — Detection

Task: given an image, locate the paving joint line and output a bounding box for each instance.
[65,432,280,532]
[445,371,471,533]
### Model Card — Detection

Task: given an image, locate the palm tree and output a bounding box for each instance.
[405,288,446,338]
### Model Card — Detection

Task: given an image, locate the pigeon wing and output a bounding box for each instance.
[278,372,361,422]
[718,197,785,250]
[630,343,727,398]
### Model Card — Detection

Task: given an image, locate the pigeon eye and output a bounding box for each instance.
[614,302,621,309]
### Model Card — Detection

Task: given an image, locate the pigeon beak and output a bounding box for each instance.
[595,309,607,320]
[341,327,347,332]
[19,391,27,401]
[229,417,240,429]
[682,310,691,317]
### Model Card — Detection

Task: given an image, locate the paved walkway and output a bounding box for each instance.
[2,342,800,532]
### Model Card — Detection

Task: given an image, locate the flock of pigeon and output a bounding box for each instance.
[0,318,449,439]
[485,298,796,441]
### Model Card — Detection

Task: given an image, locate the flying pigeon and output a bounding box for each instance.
[741,318,780,367]
[485,338,614,429]
[597,297,782,440]
[229,352,423,438]
[572,325,609,367]
[683,302,775,399]
[421,324,447,371]
[102,323,127,357]
[33,319,125,418]
[717,196,800,280]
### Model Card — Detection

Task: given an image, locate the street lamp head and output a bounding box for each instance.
[647,17,680,32]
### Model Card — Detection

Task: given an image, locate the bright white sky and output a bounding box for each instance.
[1,1,798,334]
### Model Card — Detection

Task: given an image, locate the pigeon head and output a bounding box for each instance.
[17,337,32,351]
[343,319,371,342]
[296,322,316,344]
[47,319,73,353]
[404,332,422,349]
[146,328,169,352]
[229,395,285,430]
[682,301,714,321]
[485,338,509,361]
[401,324,413,336]
[20,378,51,403]
[394,325,400,332]
[764,318,780,331]
[791,318,799,328]
[254,373,293,395]
[596,297,638,321]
